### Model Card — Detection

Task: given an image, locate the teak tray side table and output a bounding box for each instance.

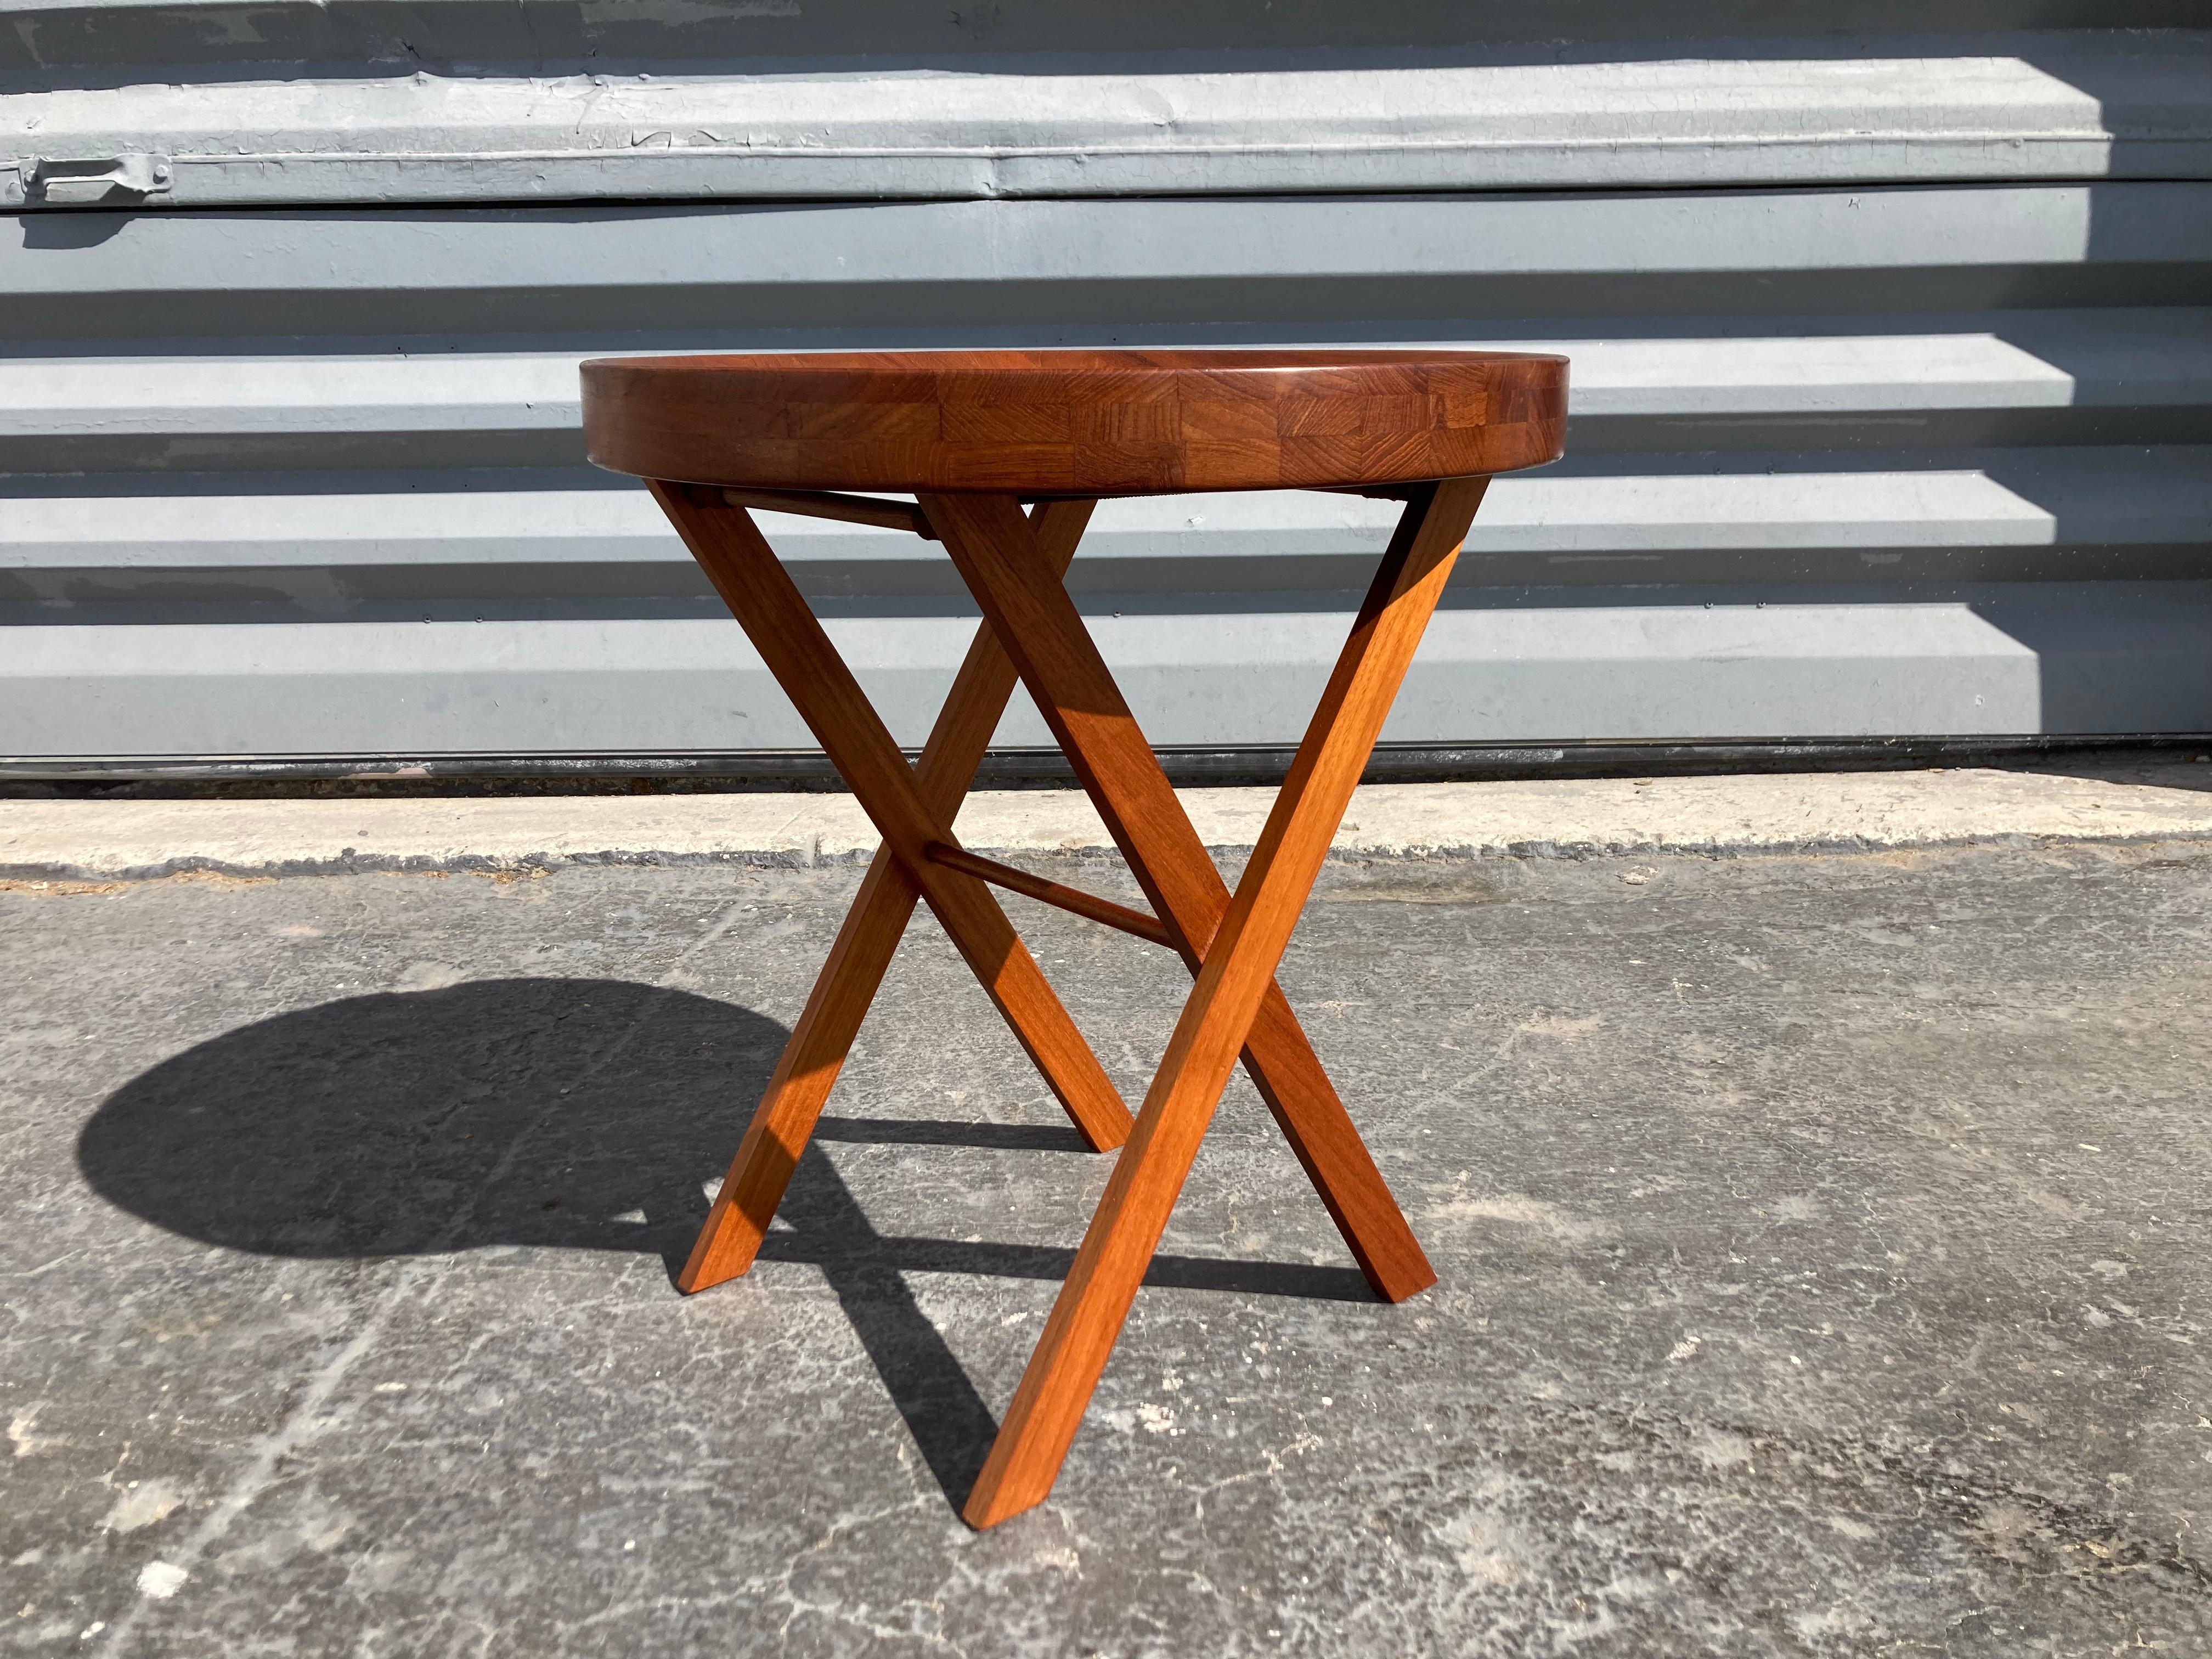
[580,349,1569,1527]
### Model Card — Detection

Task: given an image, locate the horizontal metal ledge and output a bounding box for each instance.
[9,38,2210,207]
[12,188,2211,307]
[11,449,2209,578]
[14,588,2212,751]
[11,318,2211,438]
[923,840,1175,948]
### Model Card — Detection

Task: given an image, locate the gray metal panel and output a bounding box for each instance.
[1,12,2208,764]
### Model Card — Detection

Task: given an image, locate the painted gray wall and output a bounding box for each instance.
[1,3,2208,765]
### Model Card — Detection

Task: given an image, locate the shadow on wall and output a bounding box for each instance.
[1973,176,2212,735]
[77,977,1365,1507]
[2015,33,2212,184]
[15,213,127,249]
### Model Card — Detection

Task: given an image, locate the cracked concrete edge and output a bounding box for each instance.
[3,834,2195,890]
[8,768,2212,884]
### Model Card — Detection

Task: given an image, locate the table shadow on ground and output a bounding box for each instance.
[76,975,1369,1507]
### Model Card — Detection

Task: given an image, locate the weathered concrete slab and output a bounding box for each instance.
[3,840,2209,1655]
[8,755,2212,883]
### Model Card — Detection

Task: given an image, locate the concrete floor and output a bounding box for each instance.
[4,842,2210,1656]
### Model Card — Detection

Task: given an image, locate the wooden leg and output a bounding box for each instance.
[958,478,1489,1528]
[650,483,1134,1167]
[678,502,1101,1293]
[925,490,1438,1304]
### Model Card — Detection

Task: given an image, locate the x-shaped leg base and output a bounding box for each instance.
[648,475,1488,1527]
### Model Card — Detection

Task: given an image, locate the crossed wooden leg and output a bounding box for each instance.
[647,475,1487,1528]
[949,477,1487,1525]
[923,490,1440,1304]
[662,496,1125,1295]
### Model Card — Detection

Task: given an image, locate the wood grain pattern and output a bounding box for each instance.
[675,498,1102,1294]
[584,349,1565,496]
[924,489,1438,1305]
[650,482,1133,1158]
[960,479,1487,1529]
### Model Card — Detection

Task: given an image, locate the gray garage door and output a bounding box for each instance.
[3,2,2209,776]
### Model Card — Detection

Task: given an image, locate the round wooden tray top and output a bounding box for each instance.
[581,349,1567,496]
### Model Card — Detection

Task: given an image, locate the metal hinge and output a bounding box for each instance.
[18,152,173,205]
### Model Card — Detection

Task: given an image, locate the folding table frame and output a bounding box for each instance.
[642,475,1486,1527]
